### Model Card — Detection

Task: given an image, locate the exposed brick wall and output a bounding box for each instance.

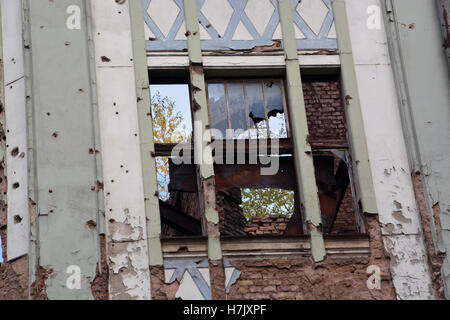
[304,80,347,143]
[226,215,396,300]
[217,189,247,237]
[245,216,289,236]
[91,235,109,300]
[150,265,171,300]
[331,187,358,234]
[413,172,446,299]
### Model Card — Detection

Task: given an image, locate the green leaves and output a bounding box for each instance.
[241,188,295,219]
[151,92,186,201]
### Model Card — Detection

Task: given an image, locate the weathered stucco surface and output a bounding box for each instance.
[382,0,450,298]
[345,0,434,299]
[23,0,104,299]
[1,0,447,300]
[90,0,151,300]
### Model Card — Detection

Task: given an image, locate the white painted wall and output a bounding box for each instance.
[1,0,30,261]
[345,0,434,299]
[90,0,151,300]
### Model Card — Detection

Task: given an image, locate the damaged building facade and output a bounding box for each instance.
[0,0,449,300]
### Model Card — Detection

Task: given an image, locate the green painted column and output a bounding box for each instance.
[23,0,103,299]
[129,0,163,267]
[332,0,378,215]
[278,0,325,262]
[183,0,222,261]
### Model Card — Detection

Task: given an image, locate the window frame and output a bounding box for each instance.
[205,78,291,140]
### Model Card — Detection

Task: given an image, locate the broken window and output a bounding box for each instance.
[152,77,364,239]
[304,79,364,234]
[205,78,297,237]
[150,84,203,237]
[207,80,289,139]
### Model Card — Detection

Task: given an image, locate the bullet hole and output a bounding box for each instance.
[47,112,51,116]
[111,180,115,183]
[49,210,54,214]
[101,56,111,62]
[109,219,116,223]
[12,182,20,189]
[86,220,97,230]
[79,89,84,93]
[14,215,23,224]
[64,41,71,46]
[91,186,96,191]
[48,189,53,194]
[52,132,59,138]
[89,148,95,155]
[11,147,20,157]
[345,95,353,106]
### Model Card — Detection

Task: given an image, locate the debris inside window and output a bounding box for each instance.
[153,79,364,238]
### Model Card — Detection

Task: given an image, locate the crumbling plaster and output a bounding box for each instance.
[344,0,434,299]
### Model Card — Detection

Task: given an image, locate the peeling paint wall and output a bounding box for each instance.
[1,0,446,301]
[1,0,29,263]
[90,0,151,300]
[23,0,103,300]
[345,0,435,299]
[382,0,450,299]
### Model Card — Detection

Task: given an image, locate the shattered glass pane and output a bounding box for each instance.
[269,113,288,138]
[246,82,266,126]
[227,82,248,136]
[264,81,284,117]
[208,83,228,138]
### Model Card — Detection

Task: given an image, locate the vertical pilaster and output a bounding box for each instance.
[332,0,378,215]
[183,0,224,299]
[90,0,152,300]
[23,0,102,299]
[278,0,325,262]
[129,0,163,268]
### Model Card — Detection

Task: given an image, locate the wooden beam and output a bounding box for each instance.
[169,157,298,193]
[159,200,202,236]
[154,139,349,157]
